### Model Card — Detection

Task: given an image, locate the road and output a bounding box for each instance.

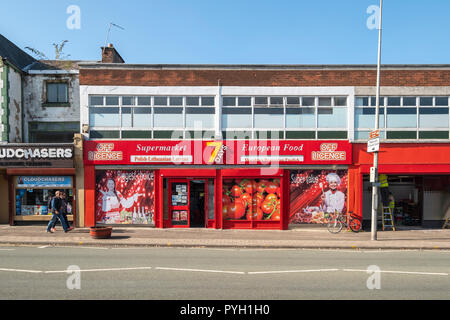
[0,246,448,300]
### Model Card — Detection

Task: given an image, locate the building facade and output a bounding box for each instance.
[79,61,450,229]
[0,34,80,226]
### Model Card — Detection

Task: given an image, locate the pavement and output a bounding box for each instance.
[1,224,450,250]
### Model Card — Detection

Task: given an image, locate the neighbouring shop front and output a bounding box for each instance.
[83,140,353,230]
[0,144,75,226]
[351,143,450,229]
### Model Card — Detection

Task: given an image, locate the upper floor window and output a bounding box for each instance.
[46,82,68,103]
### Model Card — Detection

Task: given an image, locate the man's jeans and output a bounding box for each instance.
[47,213,69,232]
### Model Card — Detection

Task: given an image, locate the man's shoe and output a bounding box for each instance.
[46,229,54,234]
[51,228,56,233]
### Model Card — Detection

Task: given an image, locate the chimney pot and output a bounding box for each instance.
[101,44,125,63]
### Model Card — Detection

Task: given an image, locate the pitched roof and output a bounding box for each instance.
[0,34,36,70]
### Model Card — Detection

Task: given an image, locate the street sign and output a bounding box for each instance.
[367,138,380,153]
[370,167,377,183]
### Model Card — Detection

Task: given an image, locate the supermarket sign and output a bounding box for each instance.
[84,140,352,166]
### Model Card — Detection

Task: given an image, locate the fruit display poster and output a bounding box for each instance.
[95,170,155,225]
[289,170,348,224]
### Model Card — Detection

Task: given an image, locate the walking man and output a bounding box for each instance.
[46,191,70,233]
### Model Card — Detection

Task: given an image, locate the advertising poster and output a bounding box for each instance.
[95,170,155,225]
[223,178,281,221]
[289,170,348,224]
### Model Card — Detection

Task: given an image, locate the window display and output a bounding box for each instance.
[289,170,348,224]
[223,178,281,221]
[95,170,155,225]
[15,176,73,216]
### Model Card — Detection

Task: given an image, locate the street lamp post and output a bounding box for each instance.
[371,0,383,241]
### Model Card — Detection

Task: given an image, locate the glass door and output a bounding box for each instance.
[168,179,190,228]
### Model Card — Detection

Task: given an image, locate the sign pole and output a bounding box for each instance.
[371,0,383,241]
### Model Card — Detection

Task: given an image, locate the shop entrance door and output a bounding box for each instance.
[168,179,208,228]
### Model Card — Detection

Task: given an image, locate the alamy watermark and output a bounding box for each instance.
[366,5,380,30]
[66,265,81,290]
[67,5,81,30]
[366,265,381,290]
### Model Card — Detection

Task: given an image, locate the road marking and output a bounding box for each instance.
[0,268,42,273]
[0,249,15,251]
[44,267,153,274]
[38,246,50,249]
[343,269,448,276]
[248,268,339,275]
[155,267,245,275]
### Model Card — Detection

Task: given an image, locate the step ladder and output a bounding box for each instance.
[382,206,395,231]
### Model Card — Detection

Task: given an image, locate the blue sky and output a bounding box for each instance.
[1,0,449,64]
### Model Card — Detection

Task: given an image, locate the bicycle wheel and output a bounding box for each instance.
[349,218,362,233]
[327,218,343,234]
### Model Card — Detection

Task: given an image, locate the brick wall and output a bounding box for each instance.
[79,68,450,87]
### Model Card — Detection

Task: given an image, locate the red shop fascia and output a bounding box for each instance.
[83,140,353,230]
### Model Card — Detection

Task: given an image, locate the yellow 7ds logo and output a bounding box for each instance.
[206,142,224,164]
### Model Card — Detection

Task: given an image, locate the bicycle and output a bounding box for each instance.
[327,211,362,234]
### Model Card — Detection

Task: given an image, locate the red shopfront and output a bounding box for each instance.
[84,140,352,230]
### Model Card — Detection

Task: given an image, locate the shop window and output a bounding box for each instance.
[29,122,80,143]
[185,107,215,128]
[153,130,183,139]
[286,108,315,128]
[317,107,347,128]
[223,178,281,221]
[153,107,183,128]
[387,97,401,106]
[105,96,119,106]
[223,97,236,107]
[286,97,300,107]
[354,108,385,129]
[122,96,135,106]
[254,97,269,106]
[435,97,449,106]
[355,97,369,107]
[334,97,347,106]
[185,131,216,139]
[89,107,120,127]
[95,170,155,225]
[133,107,152,128]
[154,97,168,106]
[317,131,348,139]
[208,180,215,220]
[201,97,215,106]
[419,131,449,139]
[419,97,433,106]
[386,108,417,128]
[186,96,200,106]
[222,108,252,129]
[254,108,284,128]
[270,97,284,106]
[370,96,385,107]
[137,96,151,106]
[302,97,315,106]
[46,82,68,104]
[403,97,417,106]
[238,97,252,107]
[169,96,183,106]
[254,131,284,139]
[318,97,332,106]
[285,131,315,139]
[122,131,152,139]
[289,170,348,225]
[386,131,417,139]
[90,96,104,106]
[15,176,73,218]
[222,130,252,140]
[90,130,120,139]
[419,108,449,128]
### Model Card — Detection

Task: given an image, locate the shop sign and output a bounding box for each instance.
[84,140,352,166]
[17,176,73,188]
[0,144,74,168]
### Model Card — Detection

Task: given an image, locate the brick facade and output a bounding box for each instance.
[79,67,450,87]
